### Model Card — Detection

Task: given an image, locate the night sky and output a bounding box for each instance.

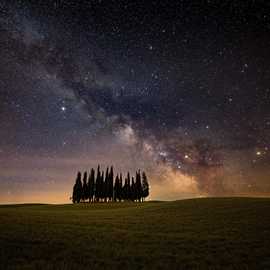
[1,0,270,203]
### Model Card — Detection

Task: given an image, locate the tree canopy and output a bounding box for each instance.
[71,166,150,203]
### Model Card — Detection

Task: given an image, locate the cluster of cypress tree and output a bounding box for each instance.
[72,165,149,203]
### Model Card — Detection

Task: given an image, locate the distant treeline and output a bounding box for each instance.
[72,165,149,203]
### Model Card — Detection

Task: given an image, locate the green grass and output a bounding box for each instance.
[0,198,270,270]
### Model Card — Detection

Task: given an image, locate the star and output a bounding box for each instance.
[159,151,167,157]
[256,151,262,156]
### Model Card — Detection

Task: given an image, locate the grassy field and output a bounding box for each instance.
[0,198,270,270]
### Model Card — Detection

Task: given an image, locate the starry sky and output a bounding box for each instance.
[1,0,270,203]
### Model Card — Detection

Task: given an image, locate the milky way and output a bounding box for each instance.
[1,1,270,203]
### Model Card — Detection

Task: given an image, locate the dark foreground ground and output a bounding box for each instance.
[0,198,270,270]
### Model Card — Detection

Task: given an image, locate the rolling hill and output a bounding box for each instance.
[0,198,270,269]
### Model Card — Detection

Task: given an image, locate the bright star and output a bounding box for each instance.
[159,151,167,157]
[256,151,261,156]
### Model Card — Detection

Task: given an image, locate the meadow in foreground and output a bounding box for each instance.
[0,198,270,270]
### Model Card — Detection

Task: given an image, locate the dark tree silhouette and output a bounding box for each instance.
[95,165,101,202]
[122,177,128,201]
[127,172,131,201]
[104,167,109,202]
[131,177,136,201]
[82,171,88,202]
[142,171,149,201]
[72,171,83,203]
[119,173,123,201]
[135,170,142,202]
[88,168,95,202]
[72,166,150,203]
[101,171,104,201]
[114,174,120,201]
[109,166,114,201]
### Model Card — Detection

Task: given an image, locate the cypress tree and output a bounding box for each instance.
[123,177,128,201]
[101,171,104,201]
[95,165,101,202]
[104,167,109,202]
[72,171,83,203]
[142,171,149,201]
[72,168,150,203]
[88,168,95,202]
[72,173,77,203]
[119,173,123,202]
[127,172,131,200]
[114,174,119,201]
[109,166,114,201]
[136,170,143,202]
[82,171,88,202]
[131,177,136,202]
